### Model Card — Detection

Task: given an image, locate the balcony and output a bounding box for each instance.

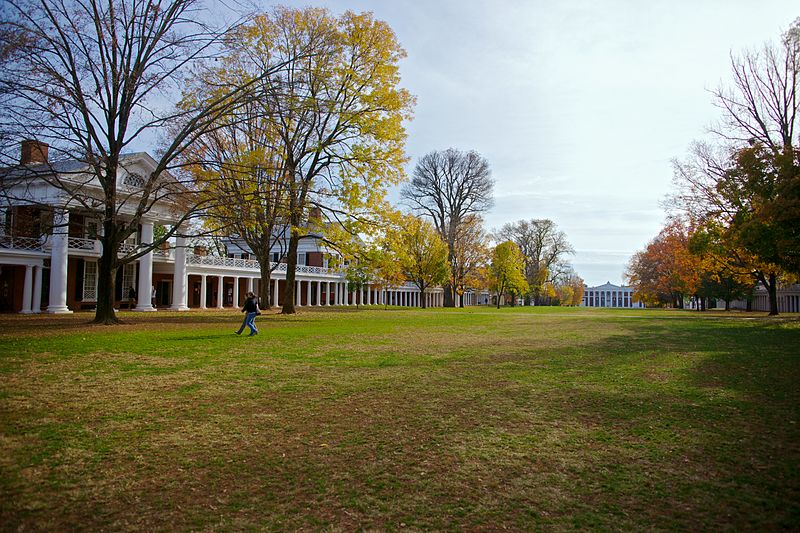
[0,235,45,252]
[185,255,338,277]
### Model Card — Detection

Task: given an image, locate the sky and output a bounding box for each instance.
[268,0,797,286]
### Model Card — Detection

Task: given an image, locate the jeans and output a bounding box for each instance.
[237,312,258,335]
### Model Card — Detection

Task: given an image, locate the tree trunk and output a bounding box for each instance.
[443,284,455,307]
[259,261,271,310]
[281,231,299,314]
[93,230,120,324]
[725,298,731,311]
[767,272,779,316]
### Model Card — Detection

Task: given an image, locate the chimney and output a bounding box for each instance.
[20,140,49,165]
[308,207,322,221]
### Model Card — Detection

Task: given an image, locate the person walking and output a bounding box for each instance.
[236,291,260,336]
[127,286,137,309]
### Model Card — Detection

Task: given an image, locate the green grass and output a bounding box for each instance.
[0,306,798,530]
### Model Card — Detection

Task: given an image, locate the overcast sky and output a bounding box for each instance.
[258,1,798,285]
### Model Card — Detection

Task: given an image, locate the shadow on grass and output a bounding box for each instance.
[495,318,800,529]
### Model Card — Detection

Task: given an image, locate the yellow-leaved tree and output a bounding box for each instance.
[386,214,449,307]
[184,6,414,313]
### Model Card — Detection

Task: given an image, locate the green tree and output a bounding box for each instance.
[489,241,528,309]
[345,264,371,309]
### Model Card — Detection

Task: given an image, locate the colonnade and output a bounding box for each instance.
[34,213,449,312]
[170,273,446,310]
[583,288,639,308]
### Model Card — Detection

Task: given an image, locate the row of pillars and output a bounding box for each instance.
[179,276,446,309]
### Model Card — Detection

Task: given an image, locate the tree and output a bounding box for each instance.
[670,20,800,315]
[179,77,295,309]
[387,214,448,307]
[450,215,490,307]
[689,222,756,311]
[489,241,528,309]
[402,148,494,307]
[224,7,414,315]
[366,244,405,309]
[555,270,585,306]
[0,0,263,324]
[495,219,574,305]
[345,263,371,309]
[626,220,702,308]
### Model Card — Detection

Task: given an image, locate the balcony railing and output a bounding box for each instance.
[185,255,337,276]
[0,235,44,251]
[186,254,261,270]
[68,237,98,251]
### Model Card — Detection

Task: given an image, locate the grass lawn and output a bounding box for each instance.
[0,306,798,530]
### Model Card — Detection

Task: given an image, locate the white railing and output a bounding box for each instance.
[0,235,44,251]
[186,254,261,270]
[153,248,172,259]
[272,262,334,276]
[118,242,137,255]
[68,237,97,251]
[184,254,338,276]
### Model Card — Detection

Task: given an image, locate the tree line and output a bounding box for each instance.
[627,19,800,315]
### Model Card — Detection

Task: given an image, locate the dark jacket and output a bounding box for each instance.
[242,297,259,313]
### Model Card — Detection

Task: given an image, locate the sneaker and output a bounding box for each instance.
[249,331,258,336]
[234,331,242,335]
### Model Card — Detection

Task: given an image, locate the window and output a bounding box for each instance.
[123,172,146,189]
[122,263,136,296]
[83,261,98,301]
[272,252,280,263]
[85,219,99,239]
[298,252,306,266]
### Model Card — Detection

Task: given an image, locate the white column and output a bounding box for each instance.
[233,277,240,308]
[135,221,156,312]
[273,278,279,306]
[296,280,302,306]
[47,208,71,313]
[32,265,43,313]
[368,286,373,305]
[316,281,321,306]
[307,279,312,306]
[171,234,189,310]
[344,282,350,306]
[216,276,224,309]
[20,264,33,314]
[200,275,208,309]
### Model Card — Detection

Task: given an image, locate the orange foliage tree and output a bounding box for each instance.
[626,221,702,308]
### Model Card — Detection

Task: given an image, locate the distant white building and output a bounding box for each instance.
[730,284,800,313]
[582,282,643,308]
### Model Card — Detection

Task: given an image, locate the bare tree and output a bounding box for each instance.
[0,0,273,323]
[402,148,494,306]
[495,219,574,305]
